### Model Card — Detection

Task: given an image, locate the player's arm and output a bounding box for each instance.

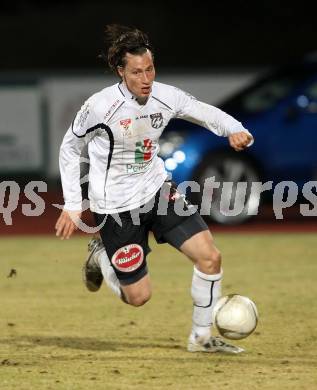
[55,100,96,240]
[173,88,254,151]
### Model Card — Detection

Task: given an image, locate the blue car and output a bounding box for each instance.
[159,55,317,224]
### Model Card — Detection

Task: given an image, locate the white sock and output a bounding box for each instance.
[190,266,223,341]
[95,248,122,298]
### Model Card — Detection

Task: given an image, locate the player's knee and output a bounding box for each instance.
[197,248,222,274]
[127,290,152,307]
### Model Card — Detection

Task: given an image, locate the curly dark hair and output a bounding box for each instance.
[103,24,154,76]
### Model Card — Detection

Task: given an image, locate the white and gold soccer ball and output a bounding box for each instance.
[212,294,258,340]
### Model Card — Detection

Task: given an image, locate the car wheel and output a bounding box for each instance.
[191,152,261,225]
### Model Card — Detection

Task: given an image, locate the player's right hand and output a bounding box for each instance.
[55,210,82,240]
[228,131,253,151]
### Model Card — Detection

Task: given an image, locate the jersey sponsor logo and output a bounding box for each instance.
[126,160,152,174]
[135,139,153,163]
[120,118,133,136]
[135,115,149,120]
[150,113,163,129]
[111,244,144,273]
[75,102,90,128]
[104,99,121,121]
[120,118,132,130]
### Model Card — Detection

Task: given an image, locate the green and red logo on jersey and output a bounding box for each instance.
[135,139,153,162]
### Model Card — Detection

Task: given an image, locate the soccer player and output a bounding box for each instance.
[55,24,253,354]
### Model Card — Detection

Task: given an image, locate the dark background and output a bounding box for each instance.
[1,1,316,72]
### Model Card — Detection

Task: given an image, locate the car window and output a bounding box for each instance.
[242,80,294,113]
[220,64,317,116]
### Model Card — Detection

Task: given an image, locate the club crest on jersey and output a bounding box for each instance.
[111,244,144,273]
[120,118,132,132]
[150,113,163,129]
[135,139,153,162]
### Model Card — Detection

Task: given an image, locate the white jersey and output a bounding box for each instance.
[59,81,252,214]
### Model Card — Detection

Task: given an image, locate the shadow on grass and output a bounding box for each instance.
[0,335,184,352]
[0,335,253,365]
[3,336,315,367]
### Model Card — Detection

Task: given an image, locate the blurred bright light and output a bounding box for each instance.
[159,132,185,158]
[173,150,186,163]
[297,95,309,108]
[165,158,178,171]
[160,141,175,157]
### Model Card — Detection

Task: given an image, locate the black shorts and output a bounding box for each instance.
[94,181,209,285]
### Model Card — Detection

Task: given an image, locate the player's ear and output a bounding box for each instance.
[117,66,124,78]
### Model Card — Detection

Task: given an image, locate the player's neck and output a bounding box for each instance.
[121,81,149,106]
[136,97,148,105]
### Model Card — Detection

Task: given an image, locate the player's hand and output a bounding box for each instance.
[228,132,253,152]
[55,210,82,240]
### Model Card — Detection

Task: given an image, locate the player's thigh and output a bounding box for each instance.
[179,229,217,261]
[94,212,151,287]
[152,181,208,246]
[161,211,221,272]
[158,208,210,255]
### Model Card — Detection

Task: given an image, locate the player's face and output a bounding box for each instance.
[118,50,155,100]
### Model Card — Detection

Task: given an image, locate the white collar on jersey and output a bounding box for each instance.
[119,81,151,106]
[119,81,136,100]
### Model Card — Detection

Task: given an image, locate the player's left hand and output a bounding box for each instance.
[228,132,253,152]
[55,209,82,240]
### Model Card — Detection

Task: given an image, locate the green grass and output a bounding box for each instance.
[0,233,317,390]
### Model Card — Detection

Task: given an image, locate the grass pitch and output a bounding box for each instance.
[0,233,317,390]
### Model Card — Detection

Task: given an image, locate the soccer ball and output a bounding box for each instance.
[212,294,258,340]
